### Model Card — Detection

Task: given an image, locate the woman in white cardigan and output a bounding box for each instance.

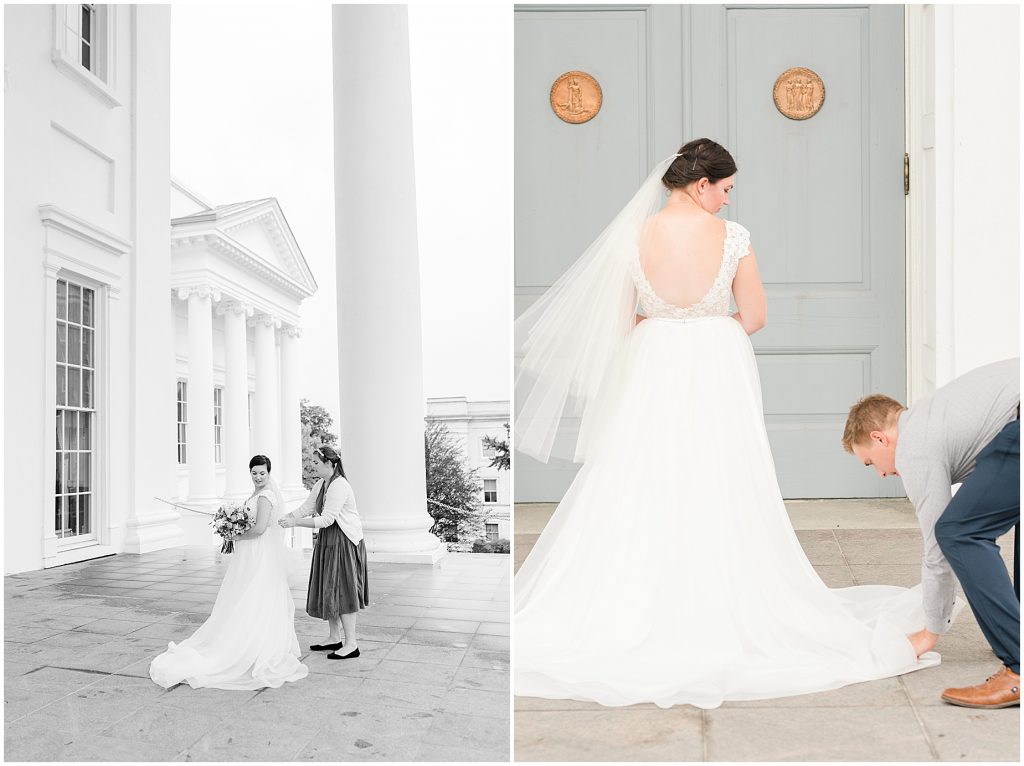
[279,445,368,659]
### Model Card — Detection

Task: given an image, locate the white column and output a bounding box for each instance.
[279,326,304,494]
[250,313,281,461]
[217,300,252,497]
[182,285,218,504]
[333,5,444,563]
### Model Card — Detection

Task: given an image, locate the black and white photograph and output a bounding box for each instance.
[512,3,1020,762]
[4,3,511,761]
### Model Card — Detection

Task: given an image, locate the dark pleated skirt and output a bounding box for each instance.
[306,522,369,619]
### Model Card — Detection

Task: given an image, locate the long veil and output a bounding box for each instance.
[514,153,679,463]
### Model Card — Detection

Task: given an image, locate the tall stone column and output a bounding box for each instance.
[333,5,444,563]
[250,313,281,462]
[218,300,252,497]
[279,326,304,495]
[181,286,218,505]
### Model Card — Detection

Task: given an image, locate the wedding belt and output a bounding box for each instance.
[644,314,730,324]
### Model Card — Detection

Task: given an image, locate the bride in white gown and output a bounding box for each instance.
[515,139,958,710]
[150,455,308,690]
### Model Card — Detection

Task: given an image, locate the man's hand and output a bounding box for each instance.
[907,628,939,656]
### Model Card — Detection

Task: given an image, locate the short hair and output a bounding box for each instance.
[249,454,272,472]
[842,394,905,453]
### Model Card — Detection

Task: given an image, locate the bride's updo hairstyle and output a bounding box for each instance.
[314,445,346,482]
[249,454,272,472]
[662,138,737,190]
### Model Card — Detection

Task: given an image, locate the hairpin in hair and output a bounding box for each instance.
[692,144,703,171]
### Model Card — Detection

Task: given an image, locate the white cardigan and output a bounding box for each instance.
[292,476,364,545]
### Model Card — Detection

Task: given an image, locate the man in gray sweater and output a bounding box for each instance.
[843,358,1019,708]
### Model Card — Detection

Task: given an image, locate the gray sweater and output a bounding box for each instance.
[894,358,1020,634]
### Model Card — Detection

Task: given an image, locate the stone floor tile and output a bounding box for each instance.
[386,642,467,666]
[834,528,924,565]
[415,741,508,762]
[720,676,909,708]
[412,617,480,633]
[705,706,934,761]
[477,621,511,636]
[181,717,317,761]
[451,665,509,694]
[436,687,510,719]
[915,704,1020,761]
[793,530,846,565]
[514,708,703,762]
[58,733,183,762]
[363,659,457,688]
[470,633,510,652]
[295,707,434,762]
[422,711,511,757]
[849,564,923,588]
[4,624,67,643]
[73,618,154,636]
[355,678,448,712]
[101,702,217,751]
[462,649,510,672]
[899,661,1012,707]
[401,629,474,649]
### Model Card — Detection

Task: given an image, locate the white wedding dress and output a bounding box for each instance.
[515,219,952,710]
[150,488,309,690]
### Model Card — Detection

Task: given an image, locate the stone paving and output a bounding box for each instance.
[5,546,510,762]
[514,500,1020,762]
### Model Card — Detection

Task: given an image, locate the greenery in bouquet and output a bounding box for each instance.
[210,502,253,554]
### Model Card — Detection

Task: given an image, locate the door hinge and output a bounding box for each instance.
[904,152,910,196]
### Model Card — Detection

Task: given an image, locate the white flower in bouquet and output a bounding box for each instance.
[210,501,253,553]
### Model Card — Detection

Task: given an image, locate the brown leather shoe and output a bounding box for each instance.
[941,666,1021,709]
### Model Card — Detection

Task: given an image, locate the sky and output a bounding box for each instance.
[169,4,512,432]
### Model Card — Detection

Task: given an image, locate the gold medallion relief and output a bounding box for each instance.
[550,71,602,124]
[773,67,825,121]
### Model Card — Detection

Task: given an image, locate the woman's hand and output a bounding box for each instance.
[278,514,296,528]
[907,628,939,657]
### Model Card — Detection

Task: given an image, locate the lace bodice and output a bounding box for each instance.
[244,488,278,523]
[630,219,751,319]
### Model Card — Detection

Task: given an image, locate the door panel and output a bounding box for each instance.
[514,4,906,500]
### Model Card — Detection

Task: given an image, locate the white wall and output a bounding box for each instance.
[4,6,173,573]
[907,4,1020,401]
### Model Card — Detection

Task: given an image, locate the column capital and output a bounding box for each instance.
[216,299,255,318]
[248,312,282,329]
[283,324,303,339]
[175,284,221,302]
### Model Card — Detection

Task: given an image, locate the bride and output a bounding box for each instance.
[150,455,308,690]
[515,139,957,710]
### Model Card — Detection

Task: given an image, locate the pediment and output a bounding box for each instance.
[171,197,318,299]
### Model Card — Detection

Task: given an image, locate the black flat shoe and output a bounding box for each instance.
[327,647,360,660]
[310,640,344,651]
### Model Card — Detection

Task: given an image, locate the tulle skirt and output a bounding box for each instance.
[515,315,951,709]
[150,529,308,690]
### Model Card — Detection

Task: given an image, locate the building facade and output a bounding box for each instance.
[426,397,511,542]
[4,6,315,573]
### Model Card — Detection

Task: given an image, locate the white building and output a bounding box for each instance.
[426,397,511,542]
[4,6,314,573]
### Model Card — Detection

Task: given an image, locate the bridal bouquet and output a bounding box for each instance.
[210,502,252,554]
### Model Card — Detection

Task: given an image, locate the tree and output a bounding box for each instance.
[300,399,338,447]
[300,423,323,490]
[300,400,338,489]
[424,421,484,543]
[482,422,511,471]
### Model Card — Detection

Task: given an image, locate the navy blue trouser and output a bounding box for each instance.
[935,418,1020,674]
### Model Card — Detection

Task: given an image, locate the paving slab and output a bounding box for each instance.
[4,546,509,762]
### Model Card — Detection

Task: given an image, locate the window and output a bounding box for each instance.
[481,437,497,459]
[483,478,498,504]
[247,392,254,452]
[213,387,223,464]
[55,279,95,539]
[485,523,499,542]
[52,4,118,106]
[176,380,188,465]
